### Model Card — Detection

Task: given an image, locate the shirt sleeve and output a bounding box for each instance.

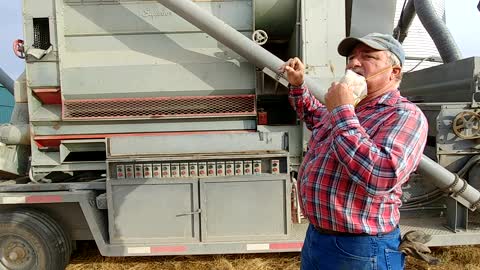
[288,83,328,130]
[329,104,428,196]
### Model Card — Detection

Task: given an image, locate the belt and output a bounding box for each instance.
[313,225,397,237]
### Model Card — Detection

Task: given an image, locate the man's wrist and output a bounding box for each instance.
[288,81,305,89]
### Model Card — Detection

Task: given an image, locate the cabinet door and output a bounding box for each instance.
[108,179,200,244]
[200,175,291,242]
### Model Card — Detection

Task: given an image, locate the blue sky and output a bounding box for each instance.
[0,0,479,80]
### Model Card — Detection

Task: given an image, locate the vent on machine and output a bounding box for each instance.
[33,18,51,50]
[62,95,256,120]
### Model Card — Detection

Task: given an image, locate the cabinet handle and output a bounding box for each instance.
[176,209,202,217]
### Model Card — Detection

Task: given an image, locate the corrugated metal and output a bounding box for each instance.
[394,0,445,72]
[0,86,14,123]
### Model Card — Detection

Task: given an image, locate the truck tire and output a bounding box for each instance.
[0,208,71,270]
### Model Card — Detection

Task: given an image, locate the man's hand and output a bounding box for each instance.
[280,57,305,87]
[325,82,355,112]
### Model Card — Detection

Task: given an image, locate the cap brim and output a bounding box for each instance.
[337,37,388,57]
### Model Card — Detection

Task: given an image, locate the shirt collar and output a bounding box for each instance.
[356,89,400,109]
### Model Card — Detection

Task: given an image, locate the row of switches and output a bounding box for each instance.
[115,160,280,179]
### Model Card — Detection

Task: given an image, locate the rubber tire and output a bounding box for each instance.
[0,208,72,270]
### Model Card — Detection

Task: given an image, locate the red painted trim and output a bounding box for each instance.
[33,88,62,104]
[269,242,303,250]
[25,195,63,203]
[34,130,255,148]
[151,246,188,253]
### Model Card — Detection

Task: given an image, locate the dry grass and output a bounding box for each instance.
[66,241,480,270]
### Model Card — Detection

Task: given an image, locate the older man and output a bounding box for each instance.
[282,33,428,270]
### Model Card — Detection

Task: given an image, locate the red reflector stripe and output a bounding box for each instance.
[269,242,303,250]
[25,195,63,203]
[151,246,187,253]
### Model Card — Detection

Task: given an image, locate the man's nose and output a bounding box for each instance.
[347,58,361,69]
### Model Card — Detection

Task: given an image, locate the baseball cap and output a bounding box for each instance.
[337,33,405,66]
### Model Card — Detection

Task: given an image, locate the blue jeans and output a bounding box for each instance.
[301,224,405,270]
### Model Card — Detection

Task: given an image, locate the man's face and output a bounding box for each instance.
[346,43,399,95]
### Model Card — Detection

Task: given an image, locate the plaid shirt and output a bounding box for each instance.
[289,84,428,234]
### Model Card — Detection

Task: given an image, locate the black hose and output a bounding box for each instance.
[414,0,462,63]
[393,0,416,43]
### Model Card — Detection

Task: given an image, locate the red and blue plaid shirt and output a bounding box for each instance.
[289,84,428,234]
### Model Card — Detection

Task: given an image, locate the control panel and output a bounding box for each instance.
[108,157,287,180]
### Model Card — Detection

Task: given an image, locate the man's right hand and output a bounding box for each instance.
[280,57,305,87]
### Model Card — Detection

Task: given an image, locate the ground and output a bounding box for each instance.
[66,242,480,270]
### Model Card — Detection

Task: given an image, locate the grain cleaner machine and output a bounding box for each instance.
[0,0,480,269]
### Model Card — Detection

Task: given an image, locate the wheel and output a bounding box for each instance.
[0,209,71,270]
[452,111,480,139]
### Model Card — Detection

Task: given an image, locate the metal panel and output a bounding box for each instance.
[26,62,59,88]
[200,175,290,242]
[0,145,29,177]
[62,95,256,120]
[257,125,302,167]
[108,179,200,244]
[254,0,296,41]
[56,0,255,100]
[32,119,256,135]
[107,132,287,157]
[63,1,252,35]
[302,0,346,93]
[349,0,396,37]
[401,57,480,103]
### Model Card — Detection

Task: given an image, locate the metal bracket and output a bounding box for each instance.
[262,67,289,88]
[472,74,480,108]
[176,209,202,217]
[445,198,469,232]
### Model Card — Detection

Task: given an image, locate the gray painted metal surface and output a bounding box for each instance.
[108,179,200,244]
[0,145,29,177]
[254,0,296,41]
[56,0,255,99]
[200,175,290,242]
[156,0,327,103]
[0,124,30,145]
[401,57,480,103]
[301,0,346,92]
[349,0,396,37]
[107,132,287,157]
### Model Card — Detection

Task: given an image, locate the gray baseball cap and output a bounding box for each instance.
[337,33,405,66]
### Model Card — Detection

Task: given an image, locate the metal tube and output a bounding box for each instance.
[417,155,480,210]
[414,0,462,63]
[156,0,327,103]
[0,67,14,95]
[393,0,416,43]
[0,124,30,145]
[162,0,480,210]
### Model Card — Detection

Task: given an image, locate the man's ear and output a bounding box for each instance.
[391,65,402,79]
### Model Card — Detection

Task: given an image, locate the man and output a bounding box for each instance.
[282,33,428,270]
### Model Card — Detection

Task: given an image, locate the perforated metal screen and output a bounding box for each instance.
[63,95,256,120]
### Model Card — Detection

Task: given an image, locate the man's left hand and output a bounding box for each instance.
[325,82,355,112]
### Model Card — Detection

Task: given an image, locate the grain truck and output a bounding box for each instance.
[0,0,479,269]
